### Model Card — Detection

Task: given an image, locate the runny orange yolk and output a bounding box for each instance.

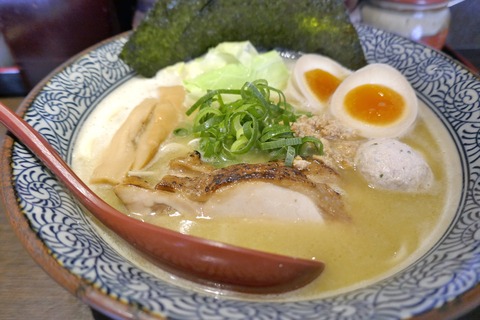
[305,69,342,102]
[344,84,405,125]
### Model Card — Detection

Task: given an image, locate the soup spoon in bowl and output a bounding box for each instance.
[0,102,324,293]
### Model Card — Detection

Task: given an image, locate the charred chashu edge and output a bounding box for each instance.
[146,152,348,221]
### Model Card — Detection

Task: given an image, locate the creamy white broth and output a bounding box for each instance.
[71,60,461,299]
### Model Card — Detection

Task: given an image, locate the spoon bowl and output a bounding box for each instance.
[0,101,324,293]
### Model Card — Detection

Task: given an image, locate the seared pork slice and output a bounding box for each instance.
[167,151,214,176]
[115,177,203,217]
[115,180,330,222]
[114,153,348,222]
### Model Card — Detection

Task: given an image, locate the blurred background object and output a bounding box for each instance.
[357,0,479,73]
[0,0,137,96]
[444,0,480,73]
[132,0,156,28]
[360,0,451,49]
[0,0,478,98]
[0,32,24,96]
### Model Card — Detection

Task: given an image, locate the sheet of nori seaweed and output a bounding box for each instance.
[120,0,366,78]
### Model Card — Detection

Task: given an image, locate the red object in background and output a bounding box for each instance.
[0,0,122,91]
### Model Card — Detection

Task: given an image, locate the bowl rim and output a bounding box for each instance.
[1,27,480,320]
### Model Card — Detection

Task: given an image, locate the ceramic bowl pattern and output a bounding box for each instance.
[3,25,480,319]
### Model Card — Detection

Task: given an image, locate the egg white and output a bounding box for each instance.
[330,63,418,138]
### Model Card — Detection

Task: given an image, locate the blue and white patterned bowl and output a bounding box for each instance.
[2,25,480,319]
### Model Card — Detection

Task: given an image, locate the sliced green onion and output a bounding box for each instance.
[299,137,324,157]
[285,146,296,167]
[182,79,323,166]
[260,137,303,150]
[260,125,293,142]
[173,127,189,136]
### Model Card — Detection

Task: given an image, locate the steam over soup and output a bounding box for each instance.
[72,42,459,298]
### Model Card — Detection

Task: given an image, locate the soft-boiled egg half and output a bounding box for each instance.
[330,63,418,138]
[289,54,352,113]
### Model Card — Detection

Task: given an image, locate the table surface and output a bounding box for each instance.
[1,62,480,320]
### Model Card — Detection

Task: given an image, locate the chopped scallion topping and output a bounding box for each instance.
[184,79,323,166]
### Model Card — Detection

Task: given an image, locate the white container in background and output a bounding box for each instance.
[361,0,450,49]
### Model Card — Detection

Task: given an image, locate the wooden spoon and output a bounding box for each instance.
[0,102,324,293]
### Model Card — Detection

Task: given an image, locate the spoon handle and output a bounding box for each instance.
[0,104,89,197]
[0,102,324,293]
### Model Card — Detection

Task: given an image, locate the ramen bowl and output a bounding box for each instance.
[1,25,480,319]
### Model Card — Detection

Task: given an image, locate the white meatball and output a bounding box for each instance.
[354,139,433,192]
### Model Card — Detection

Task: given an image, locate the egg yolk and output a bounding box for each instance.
[305,69,342,102]
[344,84,405,125]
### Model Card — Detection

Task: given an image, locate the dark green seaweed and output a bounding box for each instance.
[120,0,367,77]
